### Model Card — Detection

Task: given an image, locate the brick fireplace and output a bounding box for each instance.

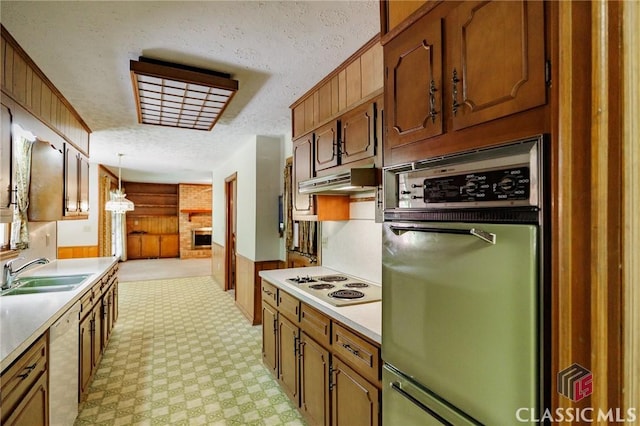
[179,184,212,258]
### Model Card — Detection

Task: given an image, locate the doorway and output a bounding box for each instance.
[224,173,237,293]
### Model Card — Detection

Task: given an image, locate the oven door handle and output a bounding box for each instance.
[389,225,496,245]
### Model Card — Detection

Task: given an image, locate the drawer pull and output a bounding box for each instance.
[263,289,273,296]
[342,343,359,356]
[18,363,37,380]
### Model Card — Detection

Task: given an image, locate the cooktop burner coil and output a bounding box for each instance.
[329,289,365,299]
[309,283,335,290]
[344,282,369,288]
[318,275,348,282]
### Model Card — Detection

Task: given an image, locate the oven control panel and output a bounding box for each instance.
[386,137,542,210]
[423,167,530,203]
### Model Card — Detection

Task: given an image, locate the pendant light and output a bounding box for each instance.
[105,153,134,214]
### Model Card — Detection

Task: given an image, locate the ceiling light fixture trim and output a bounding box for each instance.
[130,57,238,131]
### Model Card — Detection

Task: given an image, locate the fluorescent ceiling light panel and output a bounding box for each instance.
[130,57,238,131]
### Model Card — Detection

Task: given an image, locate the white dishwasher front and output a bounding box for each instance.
[50,301,80,426]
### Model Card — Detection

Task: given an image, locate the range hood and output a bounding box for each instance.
[298,168,378,195]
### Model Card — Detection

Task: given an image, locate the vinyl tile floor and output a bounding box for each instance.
[75,273,305,426]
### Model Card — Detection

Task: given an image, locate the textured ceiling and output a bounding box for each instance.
[0,1,379,183]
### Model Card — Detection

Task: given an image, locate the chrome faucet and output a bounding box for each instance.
[2,257,50,290]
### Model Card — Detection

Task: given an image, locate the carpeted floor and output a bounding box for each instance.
[74,276,305,426]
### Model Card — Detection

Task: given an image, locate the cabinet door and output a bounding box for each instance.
[1,104,12,214]
[314,120,339,172]
[261,301,278,376]
[385,13,443,148]
[341,101,376,166]
[140,235,160,258]
[3,373,48,426]
[78,154,90,213]
[92,302,102,368]
[278,315,300,406]
[448,0,546,130]
[64,144,79,215]
[127,235,142,259]
[79,313,93,398]
[292,135,314,215]
[159,234,179,258]
[299,332,330,426]
[332,357,380,426]
[28,140,63,221]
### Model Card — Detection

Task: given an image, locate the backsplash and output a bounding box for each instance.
[1,221,57,271]
[321,199,382,284]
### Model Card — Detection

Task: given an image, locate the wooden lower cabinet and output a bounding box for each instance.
[128,233,179,259]
[79,312,93,397]
[79,264,119,402]
[278,315,300,405]
[300,331,331,426]
[332,357,380,426]
[261,280,381,425]
[0,334,49,426]
[262,300,278,375]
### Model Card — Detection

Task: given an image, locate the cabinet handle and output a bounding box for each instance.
[294,336,300,357]
[263,288,273,297]
[452,69,461,116]
[328,364,336,391]
[342,343,359,356]
[429,79,439,123]
[273,317,278,334]
[18,363,37,380]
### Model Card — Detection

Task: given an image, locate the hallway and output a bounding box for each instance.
[75,270,304,425]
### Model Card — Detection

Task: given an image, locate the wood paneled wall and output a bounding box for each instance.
[211,242,225,289]
[235,253,284,326]
[58,246,99,259]
[552,1,637,420]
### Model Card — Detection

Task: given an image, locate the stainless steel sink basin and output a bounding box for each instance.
[1,274,90,296]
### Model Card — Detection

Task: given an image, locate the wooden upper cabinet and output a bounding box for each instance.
[383,1,427,35]
[314,120,339,172]
[28,140,64,221]
[382,0,548,166]
[360,42,384,99]
[292,134,314,215]
[1,26,91,156]
[291,35,383,139]
[447,1,546,131]
[341,101,376,166]
[385,13,443,149]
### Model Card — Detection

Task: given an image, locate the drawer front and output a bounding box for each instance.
[332,323,380,384]
[0,333,47,421]
[278,290,300,323]
[261,280,278,307]
[79,288,94,319]
[300,303,331,348]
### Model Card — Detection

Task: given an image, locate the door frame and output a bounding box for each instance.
[224,172,237,292]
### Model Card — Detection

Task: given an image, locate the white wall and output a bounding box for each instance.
[56,162,99,246]
[255,135,284,261]
[212,135,283,262]
[320,197,382,284]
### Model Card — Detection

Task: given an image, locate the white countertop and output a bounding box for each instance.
[0,257,119,372]
[259,266,381,344]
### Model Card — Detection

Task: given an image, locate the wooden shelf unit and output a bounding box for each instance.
[124,182,178,217]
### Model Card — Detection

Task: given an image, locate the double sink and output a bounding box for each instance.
[0,274,91,296]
